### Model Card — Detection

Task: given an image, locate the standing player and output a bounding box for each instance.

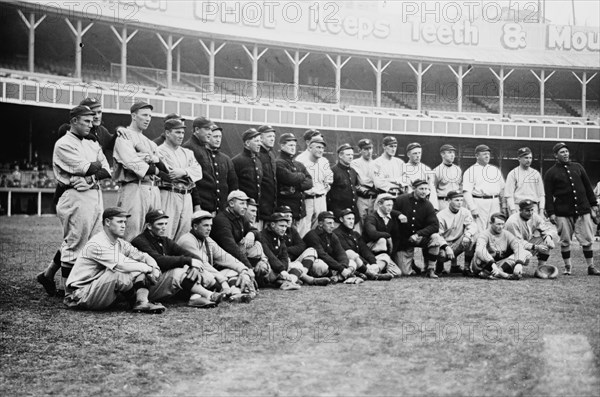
[113,102,169,241]
[505,147,545,215]
[351,139,378,220]
[403,142,438,209]
[463,144,505,234]
[433,144,462,211]
[156,118,203,241]
[328,143,359,222]
[544,142,599,275]
[372,136,407,197]
[79,97,117,166]
[154,113,185,146]
[232,128,263,209]
[257,125,278,228]
[48,105,111,296]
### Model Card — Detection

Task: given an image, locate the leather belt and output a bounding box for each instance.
[66,184,99,190]
[159,186,192,195]
[438,196,450,201]
[472,194,499,199]
[120,180,156,187]
[357,189,378,199]
[305,193,325,199]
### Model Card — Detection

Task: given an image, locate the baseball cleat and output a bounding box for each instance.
[132,301,166,313]
[563,265,572,275]
[187,295,217,308]
[280,281,301,290]
[36,272,56,296]
[588,266,600,276]
[426,269,439,279]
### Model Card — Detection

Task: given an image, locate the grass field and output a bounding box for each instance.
[1,216,599,396]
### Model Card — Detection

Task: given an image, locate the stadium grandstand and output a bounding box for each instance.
[0,0,598,214]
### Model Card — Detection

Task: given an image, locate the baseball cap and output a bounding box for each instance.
[519,199,536,210]
[552,142,568,154]
[145,209,169,224]
[440,144,456,153]
[412,179,428,189]
[447,190,464,200]
[258,125,276,134]
[247,198,258,207]
[228,190,250,202]
[192,116,212,130]
[406,142,421,153]
[518,147,532,157]
[376,193,395,203]
[274,205,293,214]
[357,139,373,150]
[475,144,491,154]
[164,118,185,130]
[337,143,353,154]
[165,113,184,122]
[130,101,153,113]
[269,212,289,222]
[102,207,130,221]
[303,129,321,142]
[210,123,223,132]
[242,128,261,142]
[338,208,354,218]
[79,97,101,109]
[317,211,336,222]
[382,136,397,146]
[191,210,213,224]
[308,136,327,147]
[279,133,297,144]
[69,105,94,119]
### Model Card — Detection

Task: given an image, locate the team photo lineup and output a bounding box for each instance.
[1,0,600,396]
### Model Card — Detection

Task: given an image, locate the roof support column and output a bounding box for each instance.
[531,69,555,116]
[408,62,432,112]
[367,59,391,108]
[448,65,471,113]
[571,71,597,118]
[110,25,138,84]
[326,54,351,104]
[489,66,514,115]
[284,50,309,102]
[156,33,183,89]
[65,18,94,79]
[242,44,268,100]
[199,40,226,91]
[17,11,46,73]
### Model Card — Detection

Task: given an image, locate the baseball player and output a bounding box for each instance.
[257,125,278,228]
[113,101,170,241]
[435,190,478,275]
[232,128,263,208]
[154,113,185,146]
[245,198,259,228]
[351,139,378,220]
[471,213,531,280]
[543,142,599,275]
[328,144,360,223]
[463,144,505,234]
[51,105,111,295]
[403,142,439,209]
[505,147,545,215]
[156,118,203,242]
[63,207,166,313]
[433,144,462,211]
[505,199,558,276]
[372,136,407,197]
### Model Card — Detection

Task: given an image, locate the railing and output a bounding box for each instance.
[1,75,599,143]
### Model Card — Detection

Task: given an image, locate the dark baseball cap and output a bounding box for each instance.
[337,143,353,154]
[406,142,421,153]
[358,139,373,149]
[102,207,130,221]
[447,190,464,200]
[274,205,293,214]
[475,144,491,154]
[553,142,568,154]
[518,147,532,157]
[210,123,222,132]
[130,101,153,113]
[165,113,185,122]
[303,129,321,142]
[338,208,355,218]
[69,105,94,119]
[317,211,336,222]
[269,212,289,222]
[145,209,169,224]
[440,144,456,153]
[412,179,428,189]
[242,128,261,141]
[258,125,276,134]
[382,136,397,146]
[193,116,212,130]
[164,119,185,130]
[519,199,536,209]
[79,97,101,109]
[279,133,297,144]
[308,136,327,147]
[247,198,258,207]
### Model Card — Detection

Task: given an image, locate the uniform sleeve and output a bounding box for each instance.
[416,206,440,238]
[113,135,150,178]
[372,161,394,192]
[226,157,239,192]
[475,234,493,263]
[504,170,517,211]
[357,235,377,264]
[130,235,191,271]
[535,170,546,211]
[276,159,311,188]
[208,239,248,273]
[211,214,251,268]
[331,234,349,269]
[464,211,477,236]
[259,233,288,274]
[543,169,556,216]
[53,140,92,177]
[363,214,391,242]
[579,164,598,207]
[185,151,203,183]
[286,228,307,259]
[436,212,449,246]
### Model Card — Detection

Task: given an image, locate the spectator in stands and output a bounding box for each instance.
[505,147,545,216]
[403,142,438,209]
[113,101,170,241]
[80,98,117,166]
[435,190,477,276]
[328,144,360,226]
[10,165,21,187]
[372,136,407,197]
[351,139,378,221]
[154,113,185,146]
[296,133,333,237]
[463,145,506,234]
[185,120,238,214]
[394,180,442,278]
[333,208,396,281]
[433,144,462,211]
[232,128,264,208]
[130,209,225,309]
[0,174,7,187]
[257,125,278,228]
[276,133,313,226]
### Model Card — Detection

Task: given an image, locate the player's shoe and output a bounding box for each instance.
[587,266,600,276]
[36,272,56,296]
[132,301,166,313]
[563,265,572,275]
[426,269,439,279]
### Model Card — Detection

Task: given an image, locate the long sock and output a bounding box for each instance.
[583,249,594,267]
[44,250,62,278]
[136,288,149,303]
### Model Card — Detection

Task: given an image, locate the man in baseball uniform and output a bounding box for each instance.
[51,105,111,295]
[156,118,203,242]
[328,143,360,223]
[505,199,558,276]
[463,144,505,234]
[372,136,407,197]
[404,142,439,210]
[351,139,378,220]
[433,144,462,211]
[544,142,599,276]
[113,101,170,241]
[64,207,166,313]
[505,147,545,215]
[436,190,478,275]
[232,128,263,208]
[257,125,278,228]
[79,97,117,166]
[153,113,185,146]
